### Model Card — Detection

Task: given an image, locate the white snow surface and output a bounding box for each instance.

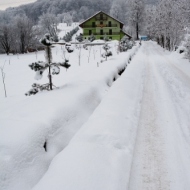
[1,41,190,190]
[33,44,144,190]
[0,40,139,190]
[34,42,190,190]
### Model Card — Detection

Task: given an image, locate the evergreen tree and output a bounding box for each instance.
[102,43,112,61]
[76,33,83,42]
[88,34,96,42]
[26,33,71,96]
[63,27,79,42]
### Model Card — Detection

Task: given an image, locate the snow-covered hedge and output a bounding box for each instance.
[33,44,143,190]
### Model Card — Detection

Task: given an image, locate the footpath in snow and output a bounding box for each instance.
[33,42,190,190]
[0,42,139,190]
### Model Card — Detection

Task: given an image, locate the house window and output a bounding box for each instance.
[89,30,92,35]
[109,21,112,27]
[92,22,95,27]
[109,29,112,35]
[100,21,103,25]
[100,29,103,35]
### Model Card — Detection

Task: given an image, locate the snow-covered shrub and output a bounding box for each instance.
[104,34,109,41]
[120,36,135,52]
[63,27,79,42]
[76,33,83,42]
[88,34,96,42]
[26,34,71,96]
[65,43,74,53]
[102,43,112,60]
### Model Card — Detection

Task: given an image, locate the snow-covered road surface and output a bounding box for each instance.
[128,42,190,190]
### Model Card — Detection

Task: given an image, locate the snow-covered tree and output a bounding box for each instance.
[127,0,145,40]
[13,15,34,53]
[38,13,59,42]
[120,36,135,52]
[0,24,13,55]
[64,12,73,26]
[102,43,112,61]
[145,0,187,51]
[88,34,96,42]
[63,27,79,42]
[76,33,83,42]
[26,34,71,96]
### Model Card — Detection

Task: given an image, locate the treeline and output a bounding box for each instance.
[0,0,158,25]
[145,0,190,51]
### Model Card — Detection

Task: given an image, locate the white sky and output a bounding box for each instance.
[0,0,37,10]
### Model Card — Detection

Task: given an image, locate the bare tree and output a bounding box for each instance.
[145,0,187,50]
[0,24,13,55]
[39,13,59,41]
[13,16,34,53]
[127,0,145,40]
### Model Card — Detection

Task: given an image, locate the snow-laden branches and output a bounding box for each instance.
[26,34,71,96]
[145,0,189,51]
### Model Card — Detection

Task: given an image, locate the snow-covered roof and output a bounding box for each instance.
[79,11,124,28]
[121,30,132,39]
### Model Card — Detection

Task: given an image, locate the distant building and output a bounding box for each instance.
[79,11,132,41]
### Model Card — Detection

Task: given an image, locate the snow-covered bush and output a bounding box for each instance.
[104,34,109,41]
[65,43,74,53]
[26,34,71,96]
[102,43,112,61]
[120,36,135,52]
[76,33,83,42]
[88,34,96,42]
[63,27,79,42]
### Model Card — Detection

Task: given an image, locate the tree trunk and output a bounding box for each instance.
[136,22,139,40]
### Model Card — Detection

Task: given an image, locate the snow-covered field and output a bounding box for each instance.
[0,30,140,190]
[1,39,190,190]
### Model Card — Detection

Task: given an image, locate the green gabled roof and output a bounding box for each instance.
[79,11,124,28]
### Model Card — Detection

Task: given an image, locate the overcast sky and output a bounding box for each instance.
[0,0,36,10]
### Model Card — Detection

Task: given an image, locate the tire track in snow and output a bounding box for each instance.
[128,43,170,190]
[128,41,190,190]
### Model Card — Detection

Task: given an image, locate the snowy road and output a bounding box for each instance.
[128,42,190,190]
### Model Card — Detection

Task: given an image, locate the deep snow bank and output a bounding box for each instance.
[0,45,139,190]
[33,46,145,190]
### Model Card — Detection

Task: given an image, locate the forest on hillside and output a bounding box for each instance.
[0,0,159,24]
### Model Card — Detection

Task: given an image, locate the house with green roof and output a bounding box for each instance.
[79,11,132,41]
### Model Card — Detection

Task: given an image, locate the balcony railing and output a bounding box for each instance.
[95,16,107,20]
[83,24,118,28]
[84,32,120,36]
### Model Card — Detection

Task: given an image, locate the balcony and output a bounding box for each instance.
[96,24,117,28]
[84,32,120,36]
[83,24,118,28]
[95,32,120,35]
[95,16,107,20]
